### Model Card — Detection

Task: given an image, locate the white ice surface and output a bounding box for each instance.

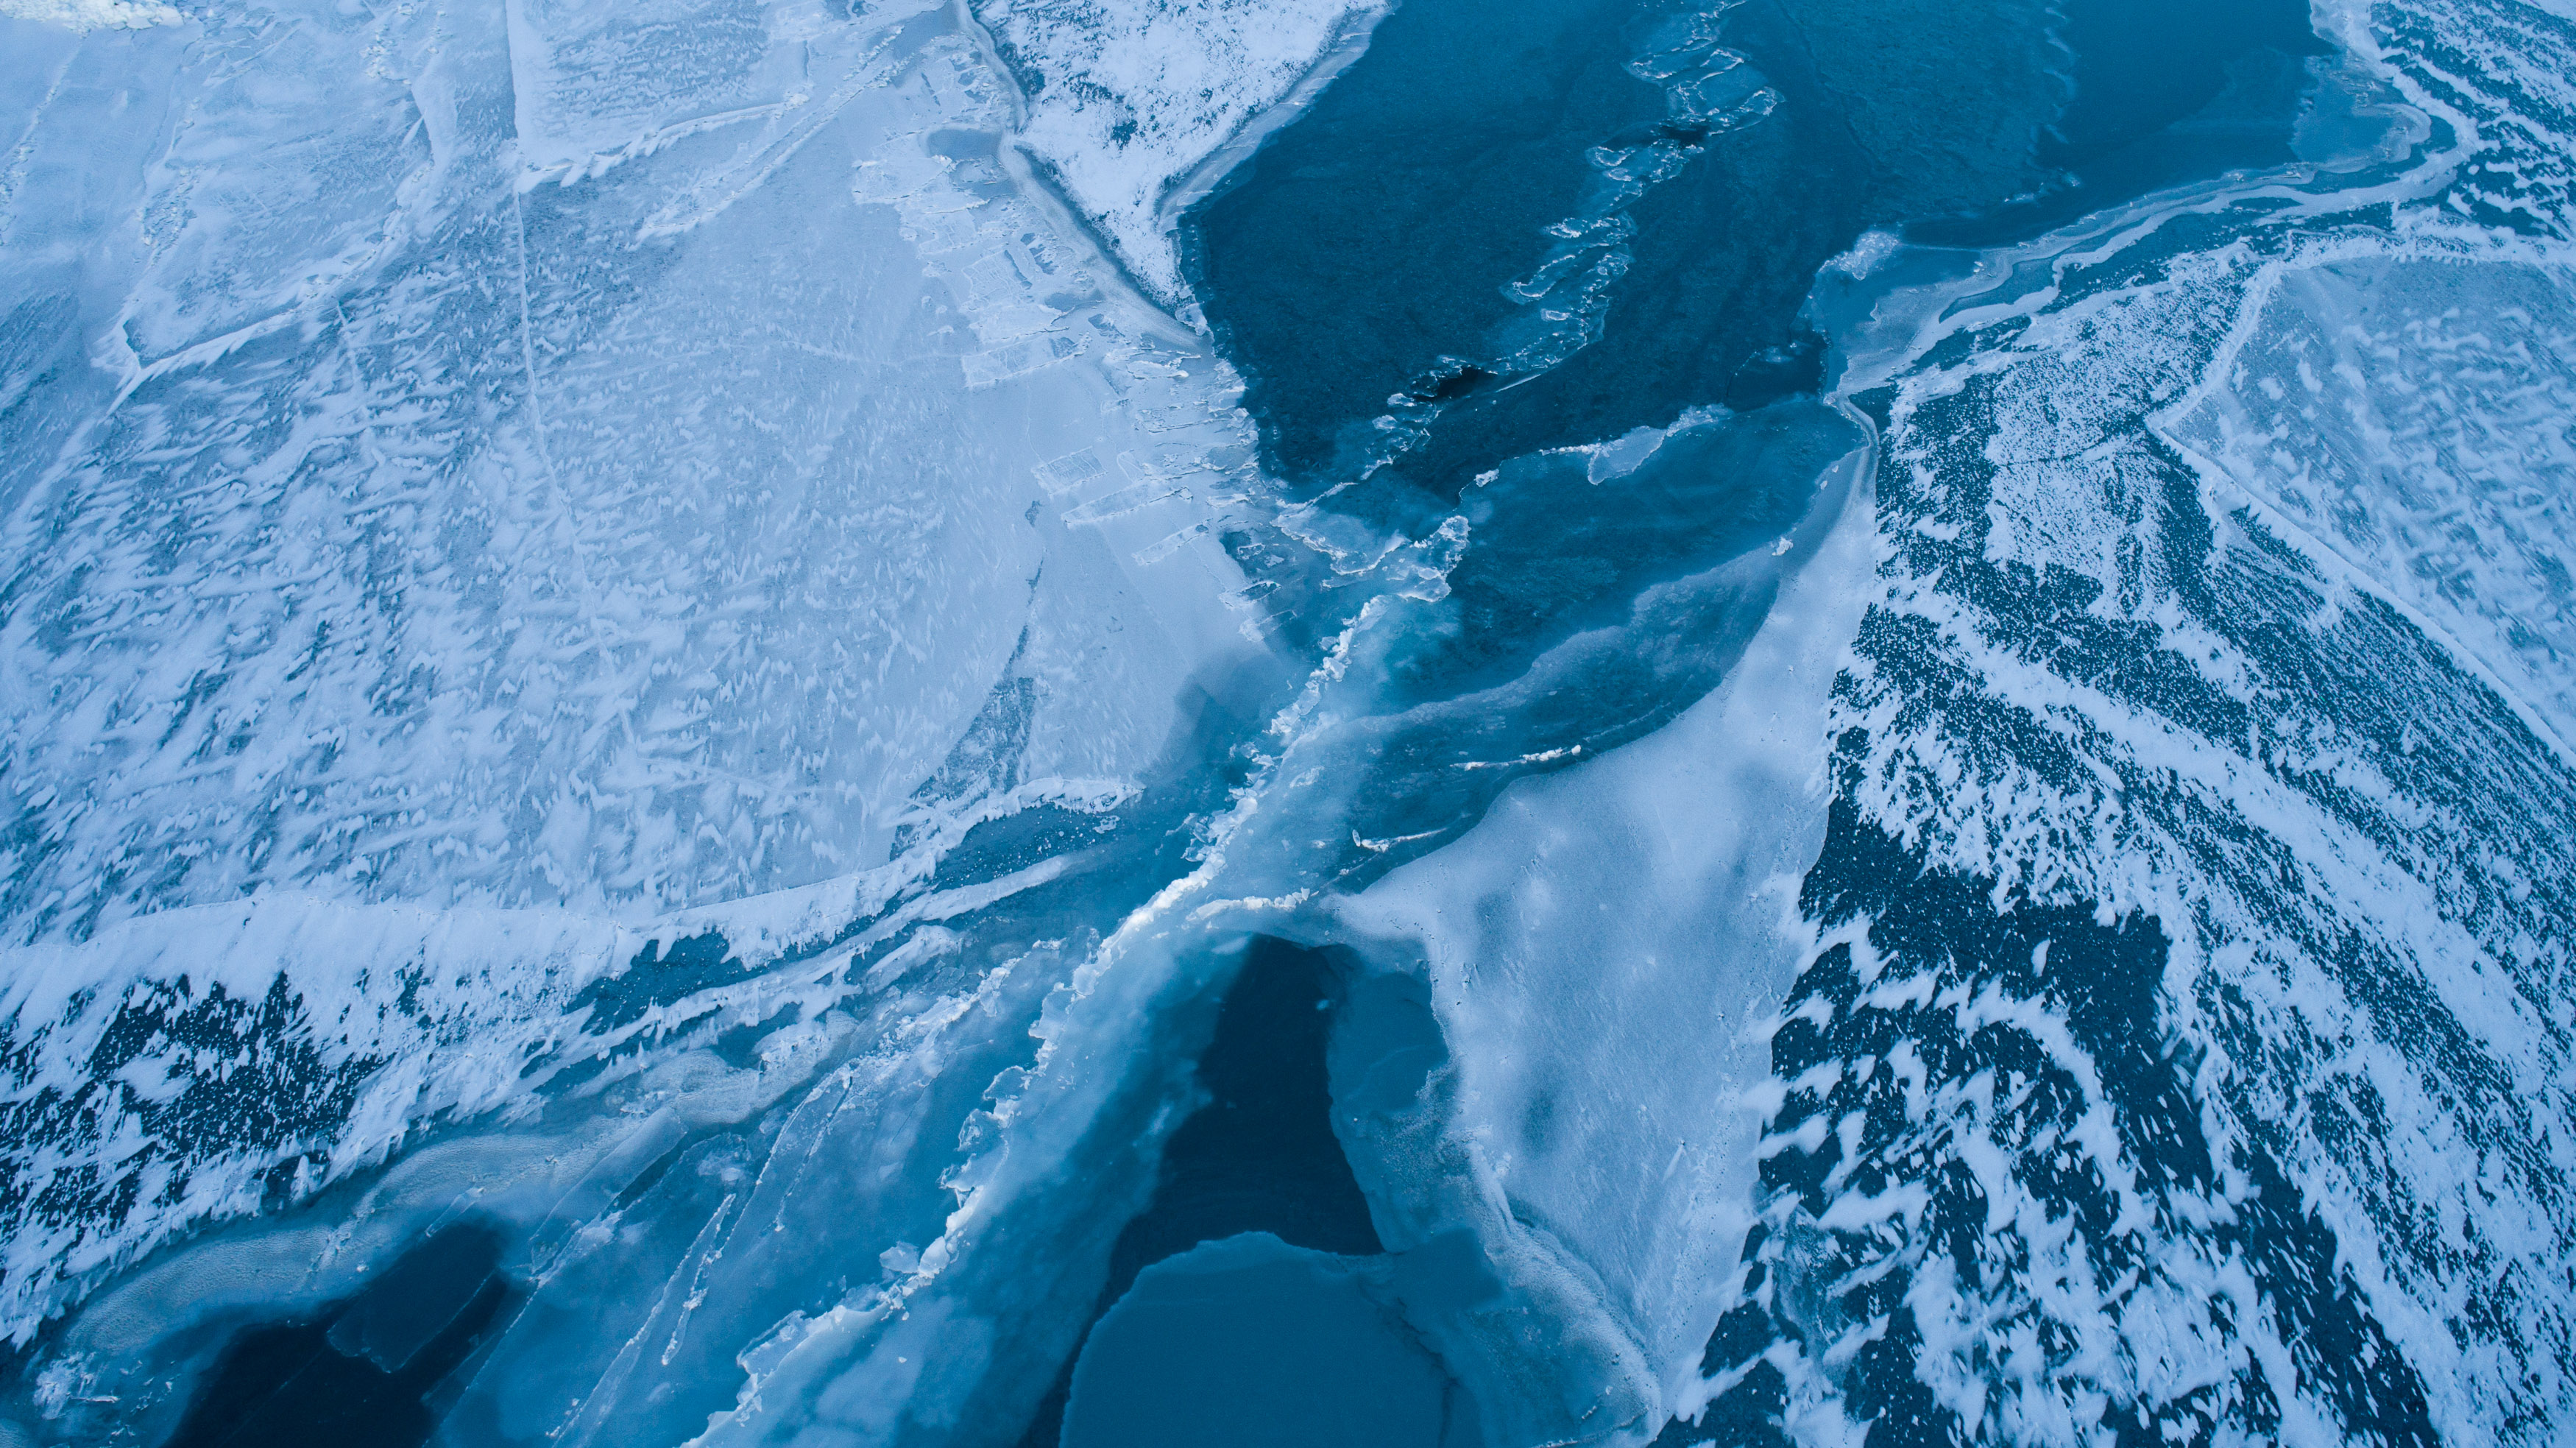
[1798,143,2576,1442]
[2165,247,2576,749]
[0,0,1287,1347]
[972,0,1382,302]
[1,0,1263,942]
[1334,439,1875,1425]
[0,0,173,31]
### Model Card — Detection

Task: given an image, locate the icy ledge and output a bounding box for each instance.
[972,0,1387,304]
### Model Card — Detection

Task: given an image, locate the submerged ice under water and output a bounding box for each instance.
[2,0,2575,1440]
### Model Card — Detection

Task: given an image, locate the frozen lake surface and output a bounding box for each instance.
[4,0,2575,1440]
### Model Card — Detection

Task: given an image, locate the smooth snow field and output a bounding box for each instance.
[3,0,2575,1441]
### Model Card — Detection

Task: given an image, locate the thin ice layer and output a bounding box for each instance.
[1337,436,1875,1420]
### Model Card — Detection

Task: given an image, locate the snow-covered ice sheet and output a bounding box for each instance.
[0,0,173,31]
[2166,248,2576,744]
[1648,3,2576,1437]
[10,0,2576,1438]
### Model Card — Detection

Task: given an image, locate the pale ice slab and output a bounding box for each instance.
[2165,247,2576,747]
[1339,437,1875,1427]
[0,0,1262,940]
[0,0,1283,1349]
[0,0,174,31]
[973,0,1382,301]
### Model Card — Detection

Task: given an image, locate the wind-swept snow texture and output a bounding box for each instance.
[1657,1,2576,1442]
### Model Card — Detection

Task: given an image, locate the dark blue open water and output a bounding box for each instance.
[1184,0,2325,520]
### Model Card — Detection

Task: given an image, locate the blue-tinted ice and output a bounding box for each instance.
[5,0,2576,1439]
[1061,1234,1454,1448]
